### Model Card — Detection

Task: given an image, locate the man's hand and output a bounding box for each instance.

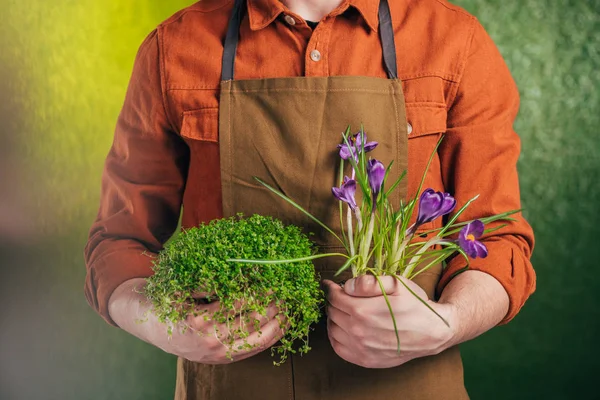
[322,275,456,369]
[108,278,285,364]
[323,270,510,369]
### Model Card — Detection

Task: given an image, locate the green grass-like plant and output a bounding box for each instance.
[144,214,324,365]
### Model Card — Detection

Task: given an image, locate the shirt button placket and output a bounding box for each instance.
[310,49,321,62]
[305,16,332,76]
[284,15,296,26]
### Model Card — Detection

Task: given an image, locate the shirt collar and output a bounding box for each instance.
[247,0,379,32]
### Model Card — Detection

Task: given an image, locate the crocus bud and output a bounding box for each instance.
[415,188,456,226]
[367,159,385,198]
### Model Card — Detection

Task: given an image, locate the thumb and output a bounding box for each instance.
[344,275,429,300]
[344,275,400,297]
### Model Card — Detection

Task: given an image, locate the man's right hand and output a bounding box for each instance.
[108,278,285,364]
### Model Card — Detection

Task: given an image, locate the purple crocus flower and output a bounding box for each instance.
[415,188,456,226]
[337,131,378,161]
[367,159,385,198]
[458,220,488,258]
[332,176,358,210]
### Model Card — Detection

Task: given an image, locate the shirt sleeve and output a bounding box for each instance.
[84,29,188,326]
[436,19,536,324]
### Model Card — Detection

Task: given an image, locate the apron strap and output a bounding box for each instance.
[221,0,398,81]
[221,0,246,82]
[378,0,398,79]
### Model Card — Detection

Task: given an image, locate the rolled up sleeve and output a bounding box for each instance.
[84,29,188,326]
[436,19,536,324]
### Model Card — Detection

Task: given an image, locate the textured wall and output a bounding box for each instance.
[0,0,598,399]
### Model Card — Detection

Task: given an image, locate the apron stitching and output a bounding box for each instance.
[304,88,328,238]
[391,82,401,203]
[229,88,392,94]
[228,84,233,216]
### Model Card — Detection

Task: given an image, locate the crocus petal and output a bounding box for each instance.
[337,143,355,161]
[458,220,488,258]
[367,159,385,196]
[468,219,485,238]
[416,189,442,225]
[354,132,365,147]
[332,177,358,209]
[363,141,379,152]
[439,193,457,216]
[473,240,488,258]
[353,132,378,152]
[416,189,456,226]
[342,176,357,198]
[332,187,344,201]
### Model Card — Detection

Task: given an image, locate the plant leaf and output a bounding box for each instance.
[254,176,345,246]
[334,255,360,276]
[371,272,401,353]
[393,275,450,327]
[227,252,349,265]
[384,169,407,199]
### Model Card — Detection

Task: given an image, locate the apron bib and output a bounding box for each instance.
[176,1,468,398]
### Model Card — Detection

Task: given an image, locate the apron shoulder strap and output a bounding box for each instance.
[221,0,398,81]
[221,0,245,82]
[378,0,398,79]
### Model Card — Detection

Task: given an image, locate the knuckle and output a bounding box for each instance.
[349,325,366,341]
[352,306,369,322]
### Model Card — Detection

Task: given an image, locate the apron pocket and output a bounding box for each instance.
[180,108,219,143]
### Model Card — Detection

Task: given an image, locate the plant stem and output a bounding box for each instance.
[402,237,444,278]
[389,234,412,275]
[347,206,356,276]
[358,213,376,274]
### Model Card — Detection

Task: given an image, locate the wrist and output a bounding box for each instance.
[436,299,463,349]
[108,278,150,332]
[437,270,510,346]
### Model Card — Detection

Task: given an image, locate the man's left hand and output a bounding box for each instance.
[322,275,457,369]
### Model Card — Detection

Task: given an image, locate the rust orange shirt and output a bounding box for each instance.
[85,0,536,326]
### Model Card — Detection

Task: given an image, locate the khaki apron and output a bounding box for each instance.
[175,0,468,398]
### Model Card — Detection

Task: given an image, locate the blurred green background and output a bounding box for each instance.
[0,0,598,399]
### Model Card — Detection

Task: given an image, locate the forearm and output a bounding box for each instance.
[439,270,509,347]
[108,278,156,343]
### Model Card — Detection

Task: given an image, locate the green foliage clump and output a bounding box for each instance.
[145,214,324,364]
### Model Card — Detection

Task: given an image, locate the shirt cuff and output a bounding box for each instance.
[84,247,156,326]
[436,237,536,324]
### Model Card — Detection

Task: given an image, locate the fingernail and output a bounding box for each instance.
[345,279,355,294]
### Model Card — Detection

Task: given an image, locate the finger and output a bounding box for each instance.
[344,275,401,297]
[322,279,354,314]
[187,301,279,335]
[325,304,352,331]
[329,334,358,365]
[191,291,216,303]
[184,301,223,331]
[327,317,352,347]
[227,303,281,337]
[227,314,287,362]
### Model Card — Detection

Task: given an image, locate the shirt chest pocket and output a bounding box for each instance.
[179,108,220,144]
[405,104,448,228]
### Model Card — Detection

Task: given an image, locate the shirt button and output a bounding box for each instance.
[310,49,321,62]
[407,122,413,135]
[284,15,296,26]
